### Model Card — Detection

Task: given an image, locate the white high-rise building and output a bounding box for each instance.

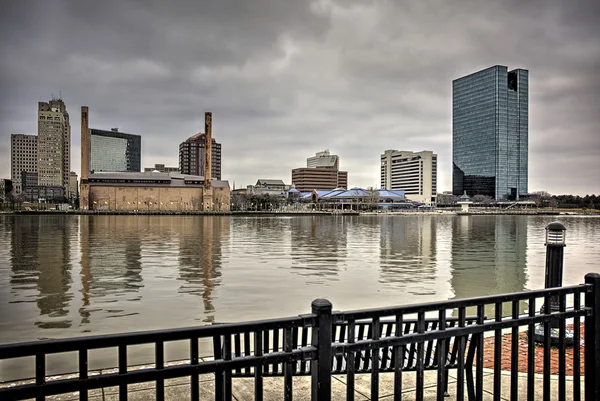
[306,150,339,169]
[380,150,437,204]
[37,98,71,197]
[10,134,38,194]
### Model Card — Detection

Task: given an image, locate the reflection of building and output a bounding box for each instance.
[179,133,222,179]
[10,134,37,194]
[453,65,529,200]
[379,215,437,288]
[80,109,230,211]
[177,216,229,322]
[144,164,179,173]
[90,128,141,173]
[449,216,528,314]
[10,216,73,329]
[289,216,346,279]
[38,98,71,198]
[380,150,437,204]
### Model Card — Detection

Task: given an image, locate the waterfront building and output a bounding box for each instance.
[380,149,437,204]
[144,164,179,173]
[69,172,78,202]
[80,108,229,211]
[292,168,348,192]
[0,179,13,202]
[179,133,221,180]
[306,187,407,210]
[10,134,37,194]
[37,98,71,197]
[452,65,528,200]
[292,150,348,192]
[307,150,339,169]
[89,128,141,173]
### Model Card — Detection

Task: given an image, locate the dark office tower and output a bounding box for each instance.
[452,66,528,201]
[178,133,222,180]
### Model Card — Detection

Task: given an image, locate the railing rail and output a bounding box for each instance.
[1,273,599,401]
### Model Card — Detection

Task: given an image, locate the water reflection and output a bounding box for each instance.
[290,216,346,279]
[177,216,228,323]
[10,216,74,329]
[379,215,437,294]
[450,215,528,315]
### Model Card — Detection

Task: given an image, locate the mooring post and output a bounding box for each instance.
[311,299,332,401]
[585,273,600,401]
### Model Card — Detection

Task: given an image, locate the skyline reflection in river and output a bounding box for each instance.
[1,214,599,347]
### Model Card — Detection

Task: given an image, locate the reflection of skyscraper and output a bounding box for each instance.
[289,216,346,280]
[10,216,73,329]
[449,216,528,314]
[177,216,228,323]
[379,215,437,292]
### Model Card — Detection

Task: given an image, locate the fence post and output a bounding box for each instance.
[585,273,600,401]
[311,299,332,401]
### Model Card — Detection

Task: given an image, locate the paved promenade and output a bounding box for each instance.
[14,368,582,400]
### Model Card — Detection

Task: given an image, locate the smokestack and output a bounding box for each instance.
[204,112,212,187]
[81,106,89,180]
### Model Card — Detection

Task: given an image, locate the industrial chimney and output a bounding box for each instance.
[81,106,89,180]
[204,112,212,187]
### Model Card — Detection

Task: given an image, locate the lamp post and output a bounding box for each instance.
[533,222,573,345]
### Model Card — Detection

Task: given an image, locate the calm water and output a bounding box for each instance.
[1,214,599,378]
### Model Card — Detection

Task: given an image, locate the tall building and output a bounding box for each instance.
[307,150,339,169]
[89,128,141,173]
[452,65,528,200]
[144,164,179,173]
[10,134,38,194]
[69,171,78,202]
[37,98,70,197]
[380,150,437,204]
[291,168,348,192]
[179,133,222,179]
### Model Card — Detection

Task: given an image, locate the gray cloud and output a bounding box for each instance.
[1,0,599,194]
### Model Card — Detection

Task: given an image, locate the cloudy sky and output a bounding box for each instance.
[1,0,598,194]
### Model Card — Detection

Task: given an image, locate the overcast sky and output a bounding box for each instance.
[1,0,598,194]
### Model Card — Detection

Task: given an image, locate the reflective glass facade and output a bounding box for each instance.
[89,129,141,173]
[453,66,528,200]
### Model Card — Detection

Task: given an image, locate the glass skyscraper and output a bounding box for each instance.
[452,65,528,200]
[89,128,141,173]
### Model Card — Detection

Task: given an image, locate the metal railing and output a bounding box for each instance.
[1,273,599,401]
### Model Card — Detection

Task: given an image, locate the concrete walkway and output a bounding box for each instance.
[17,369,583,400]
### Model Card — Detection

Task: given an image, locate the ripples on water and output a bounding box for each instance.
[0,214,599,347]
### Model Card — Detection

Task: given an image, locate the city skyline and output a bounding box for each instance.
[1,1,598,195]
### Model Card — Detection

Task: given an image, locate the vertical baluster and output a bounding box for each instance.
[234,334,242,375]
[79,348,88,401]
[493,301,502,401]
[254,331,264,401]
[263,329,270,375]
[394,314,403,401]
[371,316,380,401]
[292,326,299,374]
[543,295,551,401]
[156,341,164,401]
[191,336,200,400]
[356,324,365,371]
[119,344,127,401]
[437,309,447,401]
[212,335,222,400]
[346,319,356,401]
[457,307,466,401]
[223,334,233,400]
[35,352,45,401]
[558,294,566,401]
[244,332,251,376]
[573,292,581,401]
[284,327,293,401]
[301,327,309,374]
[273,328,280,374]
[511,301,519,400]
[527,297,536,401]
[476,305,484,401]
[416,312,425,401]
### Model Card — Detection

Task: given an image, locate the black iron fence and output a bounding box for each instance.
[1,273,599,401]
